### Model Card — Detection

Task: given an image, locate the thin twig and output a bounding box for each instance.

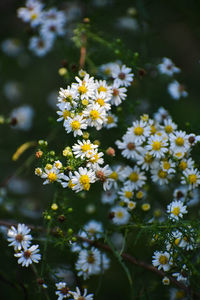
[79,33,87,69]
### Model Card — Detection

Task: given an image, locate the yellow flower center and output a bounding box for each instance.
[45,164,52,170]
[105,68,111,75]
[176,137,184,146]
[142,203,150,211]
[31,13,38,20]
[78,85,87,94]
[71,120,80,130]
[175,291,185,299]
[48,172,57,182]
[129,172,139,182]
[81,144,91,152]
[163,161,170,170]
[165,125,173,133]
[152,141,162,151]
[96,98,105,106]
[109,171,118,180]
[158,170,167,178]
[87,254,95,264]
[90,153,99,163]
[90,110,100,120]
[134,126,144,136]
[151,125,157,134]
[68,180,75,189]
[98,85,107,93]
[128,202,136,209]
[63,110,70,119]
[144,153,153,163]
[179,161,187,170]
[159,255,168,265]
[107,116,114,124]
[124,191,133,199]
[172,206,180,216]
[188,174,197,184]
[116,211,124,219]
[79,175,90,185]
[35,168,42,175]
[175,238,180,246]
[136,191,143,199]
[82,99,88,106]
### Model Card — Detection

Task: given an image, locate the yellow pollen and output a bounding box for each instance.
[104,68,111,75]
[142,203,150,211]
[107,116,114,124]
[45,164,52,170]
[188,174,197,184]
[136,191,143,199]
[62,110,70,119]
[144,153,153,163]
[158,170,167,178]
[163,161,170,170]
[159,255,168,265]
[90,153,99,163]
[81,144,91,152]
[172,206,180,216]
[116,211,124,219]
[128,202,136,209]
[78,85,87,94]
[68,180,75,189]
[151,125,157,134]
[97,98,105,106]
[98,86,107,92]
[179,161,187,170]
[165,125,173,133]
[83,182,90,191]
[35,168,42,175]
[48,172,57,182]
[87,254,95,264]
[124,191,133,199]
[79,175,90,186]
[82,99,88,105]
[152,141,161,151]
[176,137,184,146]
[134,126,144,136]
[31,13,38,20]
[90,110,100,120]
[109,171,118,180]
[129,172,139,182]
[175,238,180,246]
[71,120,80,130]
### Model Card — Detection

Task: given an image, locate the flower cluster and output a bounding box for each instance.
[17,0,66,56]
[71,220,110,280]
[7,223,41,267]
[55,283,93,300]
[157,57,188,100]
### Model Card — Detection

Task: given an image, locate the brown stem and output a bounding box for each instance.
[1,219,199,298]
[79,33,87,70]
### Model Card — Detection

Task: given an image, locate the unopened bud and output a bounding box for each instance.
[35,150,43,159]
[106,147,115,157]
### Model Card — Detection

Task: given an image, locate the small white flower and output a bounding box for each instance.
[169,130,190,155]
[83,103,107,130]
[163,119,177,134]
[64,115,87,137]
[101,189,117,204]
[72,140,98,159]
[105,113,118,128]
[152,251,172,271]
[111,64,134,87]
[146,135,168,159]
[154,107,170,124]
[71,287,94,300]
[127,120,151,143]
[168,80,188,100]
[111,206,130,225]
[151,167,171,185]
[29,36,53,57]
[181,168,200,189]
[110,82,127,106]
[167,200,188,220]
[15,244,41,267]
[10,105,34,131]
[95,165,113,191]
[55,282,71,300]
[84,220,103,239]
[72,74,96,100]
[160,159,176,174]
[158,58,180,76]
[162,276,170,285]
[7,223,32,250]
[116,133,143,160]
[71,167,96,192]
[41,166,65,185]
[124,166,147,190]
[118,184,134,202]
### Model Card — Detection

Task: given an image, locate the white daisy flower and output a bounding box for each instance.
[105,113,118,129]
[127,200,136,211]
[163,119,177,134]
[168,80,188,100]
[72,140,98,159]
[71,167,96,192]
[151,167,171,185]
[43,8,66,25]
[167,200,188,220]
[99,62,119,78]
[118,184,134,202]
[1,38,22,57]
[146,135,168,159]
[111,206,130,225]
[124,166,147,190]
[95,165,113,191]
[57,102,72,122]
[111,64,134,87]
[64,115,87,137]
[160,159,176,174]
[7,224,32,251]
[115,133,143,160]
[15,244,41,267]
[136,151,157,171]
[95,79,112,100]
[158,57,180,76]
[84,220,103,239]
[101,189,117,204]
[83,103,107,130]
[178,157,194,171]
[181,168,200,189]
[188,133,200,145]
[41,165,65,185]
[108,165,127,189]
[127,120,151,143]
[72,74,96,100]
[153,107,170,124]
[170,288,187,300]
[169,130,190,155]
[152,251,172,271]
[110,82,127,106]
[71,287,93,300]
[57,87,79,105]
[29,36,53,57]
[55,282,71,300]
[92,91,111,111]
[10,105,34,131]
[17,0,44,27]
[40,19,65,40]
[86,150,104,169]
